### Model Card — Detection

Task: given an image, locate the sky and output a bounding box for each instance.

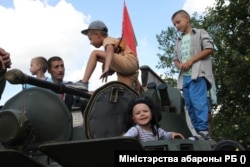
[0,0,216,105]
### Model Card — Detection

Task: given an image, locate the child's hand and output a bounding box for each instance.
[108,70,115,76]
[171,132,185,139]
[0,48,11,70]
[181,60,193,71]
[100,69,109,82]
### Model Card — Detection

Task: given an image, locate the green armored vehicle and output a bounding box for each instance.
[0,66,245,167]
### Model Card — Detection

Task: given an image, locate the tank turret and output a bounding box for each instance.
[0,67,245,167]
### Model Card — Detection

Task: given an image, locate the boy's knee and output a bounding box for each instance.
[90,50,106,58]
[90,50,98,56]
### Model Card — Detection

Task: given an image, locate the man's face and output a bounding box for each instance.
[48,60,65,83]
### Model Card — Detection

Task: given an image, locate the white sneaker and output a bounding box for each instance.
[188,131,211,140]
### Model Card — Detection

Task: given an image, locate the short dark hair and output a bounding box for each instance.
[171,9,190,20]
[32,56,48,73]
[47,56,63,70]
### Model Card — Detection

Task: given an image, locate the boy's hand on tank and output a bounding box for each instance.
[108,70,115,75]
[100,69,109,82]
[172,132,185,139]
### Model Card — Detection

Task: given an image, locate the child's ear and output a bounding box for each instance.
[37,64,41,70]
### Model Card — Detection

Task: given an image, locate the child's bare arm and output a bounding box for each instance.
[100,44,114,82]
[171,132,185,139]
[174,59,182,69]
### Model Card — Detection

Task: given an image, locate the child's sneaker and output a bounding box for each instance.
[188,131,211,140]
[65,81,88,92]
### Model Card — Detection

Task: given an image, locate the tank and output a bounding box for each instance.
[0,66,245,167]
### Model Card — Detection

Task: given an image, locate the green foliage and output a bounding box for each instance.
[156,0,250,149]
[155,27,179,78]
[163,76,177,87]
[206,0,250,150]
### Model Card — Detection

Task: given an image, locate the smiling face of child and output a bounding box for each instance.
[132,103,152,128]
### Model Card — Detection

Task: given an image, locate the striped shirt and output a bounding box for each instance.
[124,124,172,142]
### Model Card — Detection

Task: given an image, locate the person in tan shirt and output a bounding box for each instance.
[66,20,140,92]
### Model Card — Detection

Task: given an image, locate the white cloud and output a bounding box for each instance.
[183,0,216,15]
[0,0,87,70]
[0,0,90,71]
[0,0,115,104]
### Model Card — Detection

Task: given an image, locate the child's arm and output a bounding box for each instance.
[181,48,213,71]
[123,127,139,138]
[100,44,114,82]
[171,132,185,139]
[174,59,182,70]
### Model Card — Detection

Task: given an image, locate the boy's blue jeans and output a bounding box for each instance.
[182,76,208,132]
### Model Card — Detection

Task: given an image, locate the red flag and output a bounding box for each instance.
[122,1,137,55]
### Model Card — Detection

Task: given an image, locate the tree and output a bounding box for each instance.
[156,27,179,80]
[156,0,250,149]
[204,0,250,150]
